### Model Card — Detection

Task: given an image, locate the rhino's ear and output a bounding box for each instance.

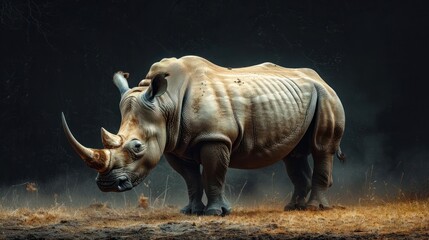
[113,71,130,97]
[144,73,169,101]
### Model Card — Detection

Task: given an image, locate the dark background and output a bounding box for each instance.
[1,0,428,207]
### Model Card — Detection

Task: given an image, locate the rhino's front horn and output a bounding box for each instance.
[61,113,110,172]
[101,127,122,148]
[113,71,130,96]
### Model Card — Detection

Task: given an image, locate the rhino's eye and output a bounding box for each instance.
[127,139,144,156]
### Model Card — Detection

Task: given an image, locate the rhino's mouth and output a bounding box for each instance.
[96,168,146,192]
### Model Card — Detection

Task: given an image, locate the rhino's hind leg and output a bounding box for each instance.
[164,154,205,215]
[307,153,334,210]
[200,142,231,216]
[283,154,312,211]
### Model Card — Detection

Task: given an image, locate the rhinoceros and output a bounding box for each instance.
[62,55,345,215]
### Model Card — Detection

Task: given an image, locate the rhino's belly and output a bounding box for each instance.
[229,125,308,169]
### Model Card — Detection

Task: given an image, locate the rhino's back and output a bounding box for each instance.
[168,56,319,168]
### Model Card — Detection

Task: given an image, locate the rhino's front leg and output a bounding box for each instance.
[164,154,205,215]
[200,143,231,216]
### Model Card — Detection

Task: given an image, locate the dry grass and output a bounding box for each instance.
[1,199,428,239]
[233,200,429,235]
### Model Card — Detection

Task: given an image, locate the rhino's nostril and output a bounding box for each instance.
[117,176,132,191]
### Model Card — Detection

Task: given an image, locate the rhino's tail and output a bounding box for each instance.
[336,146,346,163]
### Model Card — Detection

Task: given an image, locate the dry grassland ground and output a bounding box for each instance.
[1,200,428,239]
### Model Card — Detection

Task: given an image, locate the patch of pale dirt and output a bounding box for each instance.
[0,200,428,239]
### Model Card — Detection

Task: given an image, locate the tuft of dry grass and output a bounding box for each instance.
[25,183,38,193]
[138,194,149,209]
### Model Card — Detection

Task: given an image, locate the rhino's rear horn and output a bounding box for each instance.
[61,112,110,172]
[113,71,130,96]
[101,127,122,148]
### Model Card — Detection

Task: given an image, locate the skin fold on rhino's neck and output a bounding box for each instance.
[152,74,192,155]
[149,91,179,153]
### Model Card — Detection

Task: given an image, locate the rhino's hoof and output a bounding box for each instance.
[306,201,333,211]
[180,209,204,216]
[180,208,204,215]
[284,203,306,211]
[180,204,205,215]
[180,207,192,215]
[305,204,320,211]
[319,204,333,210]
[182,210,204,216]
[205,207,231,216]
[204,209,222,216]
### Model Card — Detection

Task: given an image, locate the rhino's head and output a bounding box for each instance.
[62,71,169,192]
